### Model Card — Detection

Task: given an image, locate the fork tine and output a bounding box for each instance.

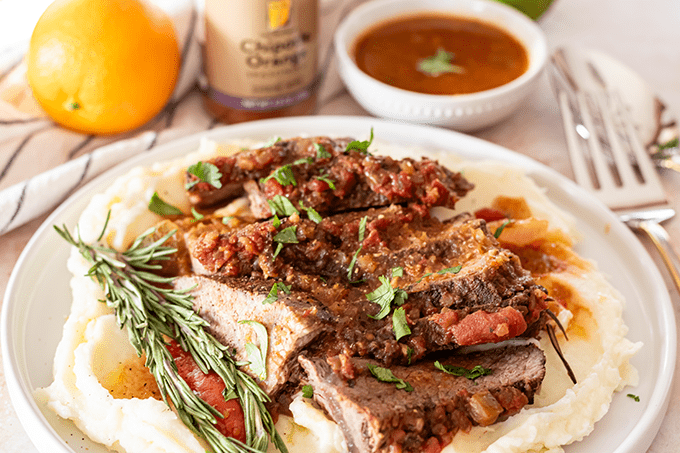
[551,57,668,210]
[556,89,594,190]
[595,91,639,187]
[614,94,666,199]
[597,91,667,208]
[577,91,617,192]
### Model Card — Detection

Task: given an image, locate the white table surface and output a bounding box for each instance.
[1,0,679,452]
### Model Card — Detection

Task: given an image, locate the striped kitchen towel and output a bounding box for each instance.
[0,0,368,235]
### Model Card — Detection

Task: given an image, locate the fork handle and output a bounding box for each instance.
[636,220,680,295]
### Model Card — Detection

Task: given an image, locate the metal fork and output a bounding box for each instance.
[549,47,680,295]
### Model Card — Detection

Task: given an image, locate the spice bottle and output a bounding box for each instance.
[202,0,318,124]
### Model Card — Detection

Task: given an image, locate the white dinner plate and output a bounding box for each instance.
[2,116,676,453]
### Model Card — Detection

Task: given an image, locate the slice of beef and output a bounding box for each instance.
[186,136,351,207]
[173,274,333,395]
[183,205,548,365]
[299,343,545,453]
[186,204,432,279]
[243,151,473,219]
[187,204,494,282]
[185,136,473,216]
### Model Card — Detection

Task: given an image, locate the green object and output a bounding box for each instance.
[345,127,374,154]
[185,161,223,190]
[493,0,555,20]
[302,385,314,398]
[147,192,183,216]
[392,307,411,340]
[268,195,299,217]
[54,217,287,453]
[366,364,414,392]
[417,48,465,77]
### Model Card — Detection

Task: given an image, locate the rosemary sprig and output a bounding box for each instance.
[54,216,287,453]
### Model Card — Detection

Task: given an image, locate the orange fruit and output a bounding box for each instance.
[26,0,181,135]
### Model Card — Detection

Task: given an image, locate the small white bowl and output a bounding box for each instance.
[334,0,548,131]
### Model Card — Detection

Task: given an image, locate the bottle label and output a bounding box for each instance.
[204,0,318,111]
[207,79,316,111]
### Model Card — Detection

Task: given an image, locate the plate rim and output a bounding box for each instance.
[2,115,676,453]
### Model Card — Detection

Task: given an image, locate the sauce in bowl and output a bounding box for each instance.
[353,14,529,95]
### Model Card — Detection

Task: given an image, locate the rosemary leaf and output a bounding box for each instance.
[54,221,287,453]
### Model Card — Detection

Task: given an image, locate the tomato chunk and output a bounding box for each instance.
[166,340,247,443]
[474,207,507,222]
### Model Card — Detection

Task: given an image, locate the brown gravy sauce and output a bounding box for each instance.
[353,13,529,95]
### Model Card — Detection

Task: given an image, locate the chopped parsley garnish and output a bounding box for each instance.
[185,161,223,190]
[494,219,510,239]
[261,157,314,187]
[293,157,314,166]
[414,266,462,285]
[299,200,322,224]
[261,164,297,187]
[148,192,183,216]
[345,127,374,154]
[272,225,299,259]
[392,307,411,340]
[268,195,299,217]
[302,385,314,398]
[191,207,204,221]
[222,215,235,225]
[263,282,292,305]
[261,136,281,148]
[314,143,331,159]
[274,225,298,243]
[347,216,368,281]
[407,347,414,365]
[358,216,368,242]
[238,320,268,380]
[367,364,413,392]
[417,48,465,77]
[315,173,336,190]
[366,276,396,320]
[627,393,640,402]
[392,284,408,306]
[271,215,282,228]
[366,267,408,320]
[434,362,492,381]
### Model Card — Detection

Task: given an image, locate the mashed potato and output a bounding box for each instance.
[35,138,641,453]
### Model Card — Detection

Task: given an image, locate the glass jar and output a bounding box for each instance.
[202,0,318,124]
